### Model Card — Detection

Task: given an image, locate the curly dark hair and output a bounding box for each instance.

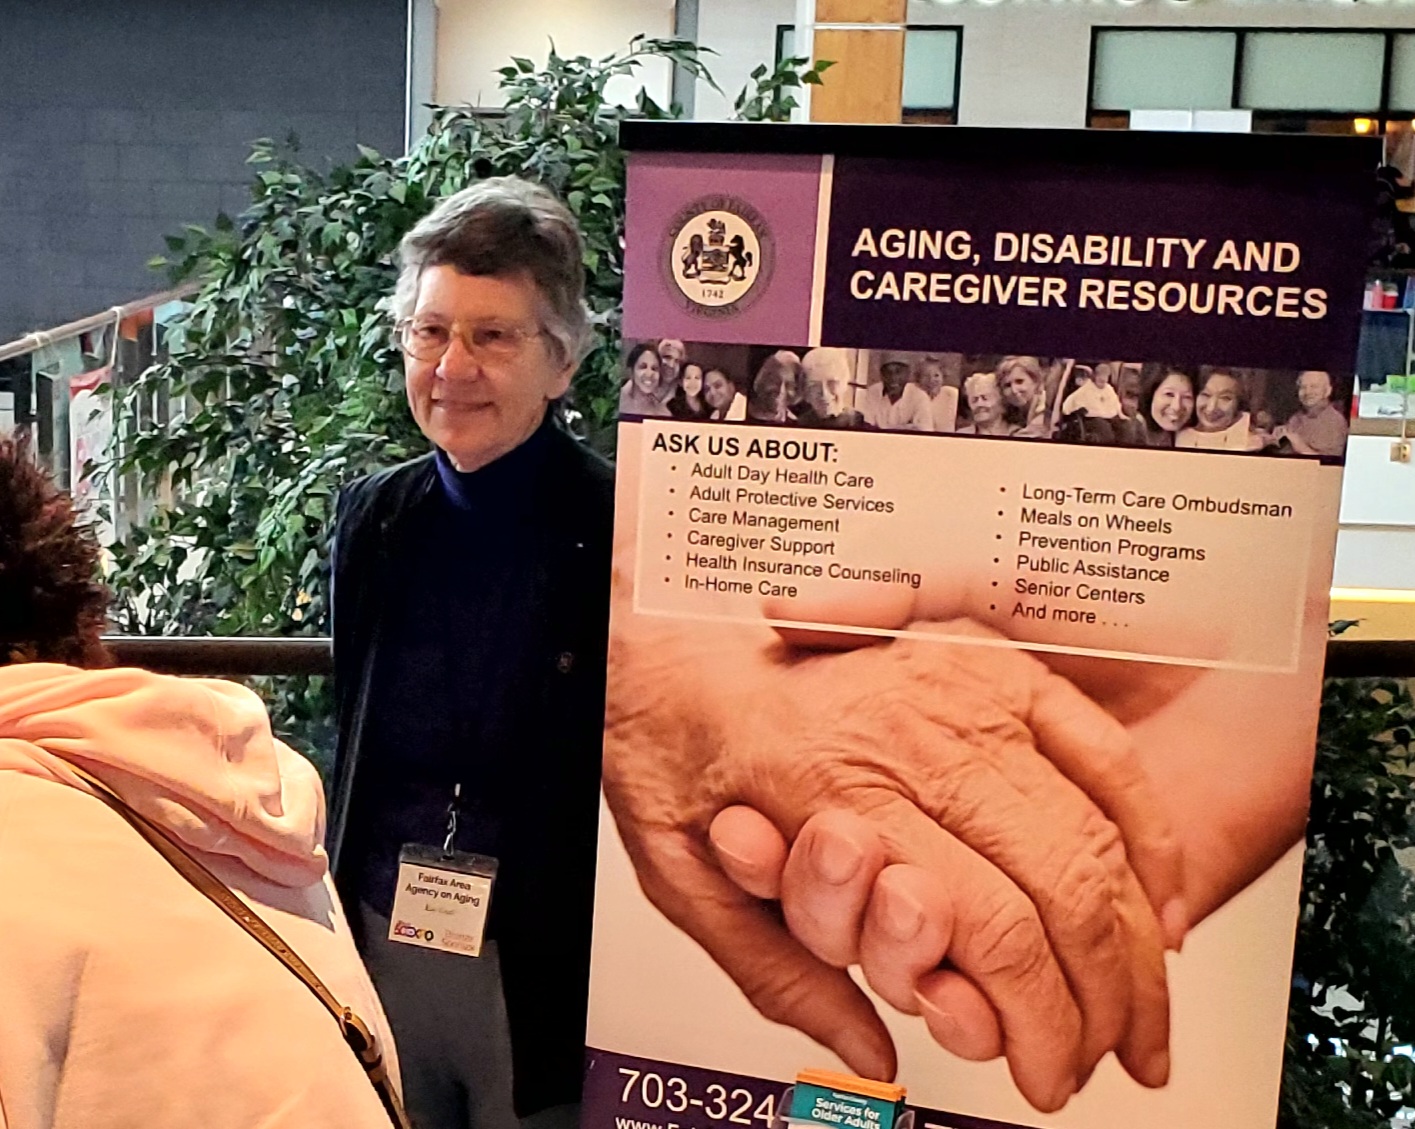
[0,440,110,667]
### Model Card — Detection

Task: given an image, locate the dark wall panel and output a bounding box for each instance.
[0,0,407,340]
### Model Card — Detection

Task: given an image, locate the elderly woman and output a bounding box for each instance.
[1140,367,1197,448]
[618,341,670,417]
[1178,368,1260,450]
[995,355,1051,438]
[0,443,404,1129]
[957,370,1014,436]
[330,177,614,1129]
[797,347,866,429]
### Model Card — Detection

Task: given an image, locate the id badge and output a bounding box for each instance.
[389,844,499,957]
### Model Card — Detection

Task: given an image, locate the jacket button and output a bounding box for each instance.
[556,651,575,674]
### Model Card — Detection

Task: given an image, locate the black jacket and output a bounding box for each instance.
[327,423,615,1115]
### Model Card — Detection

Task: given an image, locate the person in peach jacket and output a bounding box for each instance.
[0,442,400,1129]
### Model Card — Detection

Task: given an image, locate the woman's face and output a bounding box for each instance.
[403,265,573,474]
[1000,366,1037,408]
[1195,372,1241,432]
[631,349,660,396]
[704,370,734,410]
[681,364,704,398]
[968,379,1003,424]
[1151,373,1195,432]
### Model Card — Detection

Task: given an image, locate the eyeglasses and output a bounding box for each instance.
[395,318,547,363]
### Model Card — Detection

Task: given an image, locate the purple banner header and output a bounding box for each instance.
[820,154,1370,371]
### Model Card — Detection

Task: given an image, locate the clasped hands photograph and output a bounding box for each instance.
[600,518,1326,1115]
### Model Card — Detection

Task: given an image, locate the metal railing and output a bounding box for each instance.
[100,635,1415,679]
[102,635,332,676]
[0,285,198,364]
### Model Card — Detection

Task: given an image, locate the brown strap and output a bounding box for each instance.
[63,761,413,1129]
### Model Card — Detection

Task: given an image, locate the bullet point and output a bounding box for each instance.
[667,533,673,539]
[665,555,672,561]
[999,487,1006,493]
[669,488,675,494]
[993,557,999,563]
[668,511,674,517]
[989,604,996,611]
[995,534,1002,540]
[664,577,670,583]
[671,465,677,471]
[991,581,998,587]
[997,510,1004,517]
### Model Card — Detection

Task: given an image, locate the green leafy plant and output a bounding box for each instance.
[103,37,828,773]
[1282,675,1415,1128]
[732,56,834,122]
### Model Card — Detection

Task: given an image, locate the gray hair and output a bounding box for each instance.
[393,176,594,366]
[964,369,1001,400]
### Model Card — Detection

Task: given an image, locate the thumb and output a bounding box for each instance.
[633,827,898,1082]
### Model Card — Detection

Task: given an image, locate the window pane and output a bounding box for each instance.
[1392,34,1415,112]
[902,28,959,110]
[776,25,795,65]
[1092,30,1236,111]
[1241,32,1383,111]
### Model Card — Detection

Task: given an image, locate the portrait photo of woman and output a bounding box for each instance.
[957,370,1014,436]
[618,342,670,418]
[996,355,1051,438]
[667,362,711,421]
[1178,369,1262,451]
[1140,367,1196,448]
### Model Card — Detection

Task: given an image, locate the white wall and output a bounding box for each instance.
[1333,435,1415,588]
[693,0,795,120]
[904,0,1415,128]
[433,0,675,110]
[692,0,1415,128]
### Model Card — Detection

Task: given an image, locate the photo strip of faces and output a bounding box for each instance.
[618,338,1353,460]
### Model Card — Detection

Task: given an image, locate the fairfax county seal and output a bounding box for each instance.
[664,195,772,316]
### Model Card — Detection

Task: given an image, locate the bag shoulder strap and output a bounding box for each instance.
[63,761,413,1129]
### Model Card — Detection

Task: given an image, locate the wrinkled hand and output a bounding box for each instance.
[709,806,1006,1064]
[767,578,1319,923]
[603,614,1178,1112]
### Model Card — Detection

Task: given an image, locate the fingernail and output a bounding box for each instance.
[914,991,962,1042]
[708,831,756,870]
[877,882,925,941]
[811,829,864,885]
[1141,1046,1170,1088]
[1161,898,1188,952]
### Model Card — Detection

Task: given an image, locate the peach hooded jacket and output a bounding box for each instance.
[0,664,399,1129]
